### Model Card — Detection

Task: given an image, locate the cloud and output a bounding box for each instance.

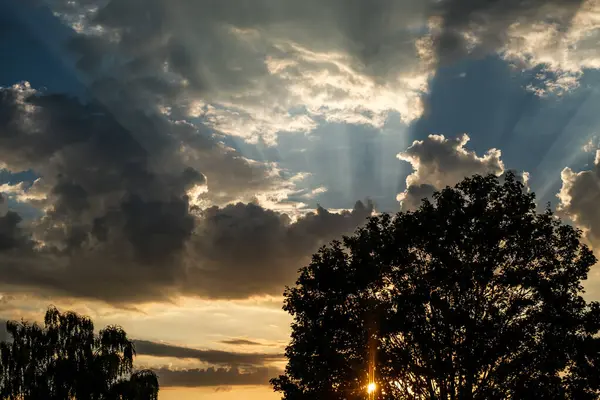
[431,0,583,60]
[220,339,265,346]
[556,152,600,297]
[133,340,283,366]
[0,211,30,251]
[0,194,6,217]
[557,150,600,243]
[0,198,372,302]
[0,85,373,303]
[502,0,600,96]
[44,0,434,144]
[0,201,372,303]
[152,366,279,388]
[0,324,280,386]
[183,200,373,299]
[41,0,600,149]
[583,135,599,152]
[396,134,505,210]
[427,0,600,95]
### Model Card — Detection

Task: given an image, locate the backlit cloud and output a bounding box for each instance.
[397,134,505,210]
[45,0,434,145]
[557,150,600,243]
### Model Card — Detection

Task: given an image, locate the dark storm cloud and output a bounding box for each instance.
[0,197,372,303]
[152,366,278,388]
[134,340,282,365]
[0,85,373,302]
[0,82,203,259]
[0,212,29,251]
[186,200,373,299]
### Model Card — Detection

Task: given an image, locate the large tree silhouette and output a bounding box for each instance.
[0,307,158,399]
[272,173,600,399]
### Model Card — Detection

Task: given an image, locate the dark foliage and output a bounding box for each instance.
[272,173,600,399]
[0,307,158,399]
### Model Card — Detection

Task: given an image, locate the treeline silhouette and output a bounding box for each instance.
[0,307,158,399]
[272,173,600,399]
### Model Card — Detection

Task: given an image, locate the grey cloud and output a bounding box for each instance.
[397,134,505,210]
[0,84,203,262]
[54,0,592,99]
[133,340,282,366]
[73,0,428,78]
[0,211,30,251]
[0,85,92,171]
[557,152,600,298]
[398,183,437,212]
[153,366,279,388]
[0,199,372,303]
[396,134,530,211]
[0,193,6,216]
[0,83,373,302]
[44,0,433,134]
[39,0,597,150]
[0,3,385,304]
[185,200,373,299]
[431,0,585,64]
[220,339,265,346]
[558,152,600,243]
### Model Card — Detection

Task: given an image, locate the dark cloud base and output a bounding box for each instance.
[152,366,280,388]
[133,339,283,366]
[0,83,373,303]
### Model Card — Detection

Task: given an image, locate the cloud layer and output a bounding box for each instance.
[47,0,434,144]
[1,0,597,306]
[0,81,373,303]
[153,366,278,388]
[45,0,600,135]
[133,340,283,366]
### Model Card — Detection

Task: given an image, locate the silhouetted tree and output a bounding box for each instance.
[0,306,158,400]
[272,173,600,399]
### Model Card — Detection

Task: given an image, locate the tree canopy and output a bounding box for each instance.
[0,307,158,400]
[271,173,600,399]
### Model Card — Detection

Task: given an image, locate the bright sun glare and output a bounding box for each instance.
[367,382,376,393]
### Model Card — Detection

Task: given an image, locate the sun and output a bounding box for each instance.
[367,382,376,393]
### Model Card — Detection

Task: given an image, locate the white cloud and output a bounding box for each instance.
[556,151,600,297]
[557,150,600,242]
[583,135,599,152]
[501,0,600,95]
[396,134,507,210]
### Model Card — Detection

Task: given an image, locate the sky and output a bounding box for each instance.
[2,0,600,398]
